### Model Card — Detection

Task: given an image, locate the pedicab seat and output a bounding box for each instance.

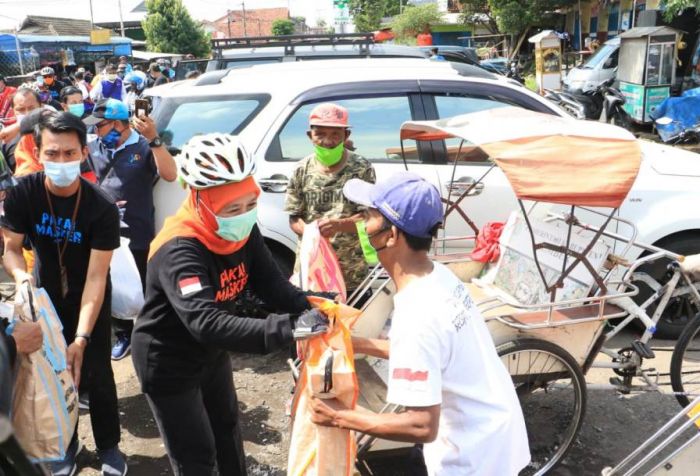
[464,281,625,324]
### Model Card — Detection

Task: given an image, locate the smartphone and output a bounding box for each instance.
[135,98,150,118]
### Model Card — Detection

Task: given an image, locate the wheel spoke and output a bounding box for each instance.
[499,341,585,476]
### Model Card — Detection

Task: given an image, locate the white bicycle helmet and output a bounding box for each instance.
[18,81,40,93]
[40,66,55,75]
[177,133,256,189]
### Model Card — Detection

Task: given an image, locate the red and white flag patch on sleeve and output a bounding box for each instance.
[179,276,203,296]
[392,368,429,382]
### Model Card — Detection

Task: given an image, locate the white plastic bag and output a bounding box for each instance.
[111,237,144,320]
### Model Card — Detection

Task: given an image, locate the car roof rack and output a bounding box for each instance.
[211,33,374,58]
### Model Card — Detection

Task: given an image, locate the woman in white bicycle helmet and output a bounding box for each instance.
[132,133,327,476]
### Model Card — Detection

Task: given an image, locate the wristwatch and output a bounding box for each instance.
[149,136,163,148]
[75,332,91,345]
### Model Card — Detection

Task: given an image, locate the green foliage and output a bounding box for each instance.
[272,19,296,36]
[487,0,575,35]
[391,3,445,39]
[348,1,410,32]
[459,0,499,34]
[348,0,384,32]
[142,0,210,57]
[662,0,700,20]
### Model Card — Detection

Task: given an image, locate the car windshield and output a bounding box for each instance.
[582,44,616,69]
[153,96,268,151]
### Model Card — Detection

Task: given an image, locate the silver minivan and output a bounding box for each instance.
[563,37,620,93]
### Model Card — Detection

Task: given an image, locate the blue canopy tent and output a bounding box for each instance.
[0,33,132,76]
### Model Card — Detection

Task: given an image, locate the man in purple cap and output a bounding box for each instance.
[309,171,530,475]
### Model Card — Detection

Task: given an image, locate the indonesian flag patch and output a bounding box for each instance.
[179,276,203,296]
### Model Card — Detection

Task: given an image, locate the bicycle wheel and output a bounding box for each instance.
[670,312,700,407]
[498,339,587,476]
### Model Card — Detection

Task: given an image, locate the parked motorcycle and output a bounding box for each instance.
[654,116,700,144]
[505,60,525,84]
[544,79,631,127]
[651,88,700,144]
[543,89,586,119]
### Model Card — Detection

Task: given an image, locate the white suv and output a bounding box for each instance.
[148,58,700,337]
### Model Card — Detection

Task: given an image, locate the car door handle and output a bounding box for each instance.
[259,174,289,193]
[445,178,484,197]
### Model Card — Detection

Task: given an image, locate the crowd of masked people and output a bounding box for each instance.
[0,55,200,135]
[0,87,531,475]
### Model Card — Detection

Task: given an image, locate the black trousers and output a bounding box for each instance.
[145,352,247,476]
[112,247,148,336]
[60,301,121,450]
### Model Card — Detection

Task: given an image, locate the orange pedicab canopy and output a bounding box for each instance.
[399,107,642,209]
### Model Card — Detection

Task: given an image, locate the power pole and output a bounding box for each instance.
[88,0,95,29]
[227,9,232,37]
[242,1,247,37]
[117,0,125,37]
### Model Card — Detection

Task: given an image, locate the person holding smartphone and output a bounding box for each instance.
[84,98,177,360]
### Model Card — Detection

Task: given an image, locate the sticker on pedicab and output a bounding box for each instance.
[490,212,610,305]
[179,276,203,296]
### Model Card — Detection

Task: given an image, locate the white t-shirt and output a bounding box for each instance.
[386,262,530,476]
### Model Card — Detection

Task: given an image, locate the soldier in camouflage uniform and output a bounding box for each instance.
[285,103,376,295]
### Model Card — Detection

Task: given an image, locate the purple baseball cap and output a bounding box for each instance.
[344,171,443,239]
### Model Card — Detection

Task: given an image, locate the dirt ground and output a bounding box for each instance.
[64,331,692,476]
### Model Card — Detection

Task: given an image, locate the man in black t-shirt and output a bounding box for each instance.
[1,111,126,476]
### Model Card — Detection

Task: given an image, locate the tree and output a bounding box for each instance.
[663,0,700,20]
[459,0,499,34]
[348,0,410,32]
[391,3,445,40]
[272,19,296,36]
[459,1,575,57]
[142,0,210,57]
[348,0,385,32]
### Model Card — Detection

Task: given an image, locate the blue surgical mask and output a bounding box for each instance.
[215,208,258,242]
[67,103,84,117]
[100,128,121,149]
[44,160,81,188]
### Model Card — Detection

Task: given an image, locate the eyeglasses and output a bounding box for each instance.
[95,120,112,131]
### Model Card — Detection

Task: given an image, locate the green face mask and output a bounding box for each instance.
[215,208,258,242]
[356,220,389,266]
[314,142,344,167]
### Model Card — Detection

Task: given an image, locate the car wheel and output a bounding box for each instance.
[633,233,700,339]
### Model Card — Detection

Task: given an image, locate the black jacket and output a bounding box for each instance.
[132,226,309,394]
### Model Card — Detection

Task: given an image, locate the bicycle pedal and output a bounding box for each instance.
[631,340,655,359]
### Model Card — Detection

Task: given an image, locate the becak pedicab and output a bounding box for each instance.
[347,107,700,475]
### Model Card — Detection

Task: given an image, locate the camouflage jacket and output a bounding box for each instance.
[285,151,376,290]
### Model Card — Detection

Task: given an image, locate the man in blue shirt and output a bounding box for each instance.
[84,99,177,359]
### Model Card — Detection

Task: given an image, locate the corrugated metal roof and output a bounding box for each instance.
[618,26,683,39]
[18,15,113,37]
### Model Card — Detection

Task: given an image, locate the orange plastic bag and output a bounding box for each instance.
[288,298,361,476]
